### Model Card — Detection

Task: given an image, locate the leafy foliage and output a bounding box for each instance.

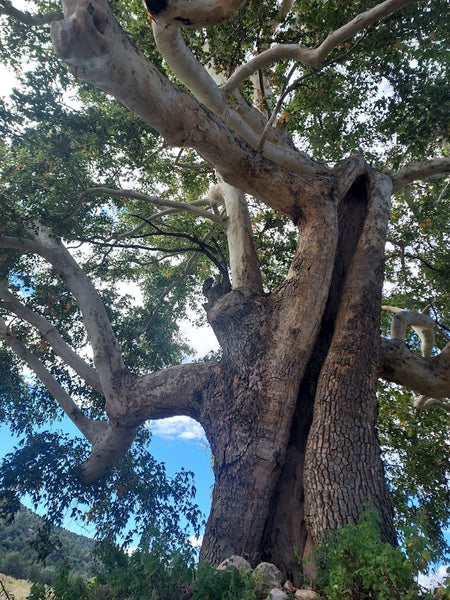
[315,506,439,599]
[0,429,203,552]
[0,505,96,585]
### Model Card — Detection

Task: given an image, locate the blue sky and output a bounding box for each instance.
[0,415,214,541]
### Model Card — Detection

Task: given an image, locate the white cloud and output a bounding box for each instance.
[147,416,207,444]
[179,316,219,359]
[187,534,203,550]
[418,564,449,591]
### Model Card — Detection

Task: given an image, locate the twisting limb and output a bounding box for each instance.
[390,157,450,192]
[382,306,436,357]
[0,316,106,443]
[223,0,419,95]
[82,360,220,483]
[0,281,102,394]
[0,0,62,25]
[77,187,226,226]
[381,307,449,412]
[414,398,450,413]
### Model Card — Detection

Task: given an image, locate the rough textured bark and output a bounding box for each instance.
[304,173,395,547]
[195,169,397,579]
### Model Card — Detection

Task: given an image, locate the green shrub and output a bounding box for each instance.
[190,561,258,600]
[315,506,435,600]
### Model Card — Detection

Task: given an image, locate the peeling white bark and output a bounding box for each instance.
[214,182,263,293]
[50,0,322,187]
[151,19,318,169]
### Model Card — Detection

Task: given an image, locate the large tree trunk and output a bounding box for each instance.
[199,170,396,582]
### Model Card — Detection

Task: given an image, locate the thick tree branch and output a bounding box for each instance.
[50,0,324,206]
[382,305,436,357]
[390,157,450,192]
[223,0,420,95]
[0,281,102,394]
[0,316,105,443]
[151,20,317,165]
[380,338,450,399]
[81,361,219,483]
[0,0,62,25]
[0,227,127,412]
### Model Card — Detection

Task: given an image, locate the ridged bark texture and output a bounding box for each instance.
[304,172,396,545]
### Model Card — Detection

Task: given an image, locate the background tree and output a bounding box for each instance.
[0,0,449,583]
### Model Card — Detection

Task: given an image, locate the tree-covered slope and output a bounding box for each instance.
[0,506,96,585]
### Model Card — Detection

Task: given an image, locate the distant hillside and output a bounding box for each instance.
[0,506,97,586]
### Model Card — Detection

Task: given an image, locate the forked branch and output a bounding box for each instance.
[382,305,436,357]
[223,0,419,95]
[0,227,127,409]
[0,281,102,393]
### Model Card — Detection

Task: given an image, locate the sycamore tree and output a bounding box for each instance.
[0,0,449,582]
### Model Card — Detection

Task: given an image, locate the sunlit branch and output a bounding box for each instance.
[0,281,102,393]
[391,157,450,192]
[214,182,264,293]
[223,0,419,95]
[149,18,319,175]
[78,186,226,225]
[0,316,105,443]
[0,0,62,25]
[51,0,323,215]
[151,21,281,153]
